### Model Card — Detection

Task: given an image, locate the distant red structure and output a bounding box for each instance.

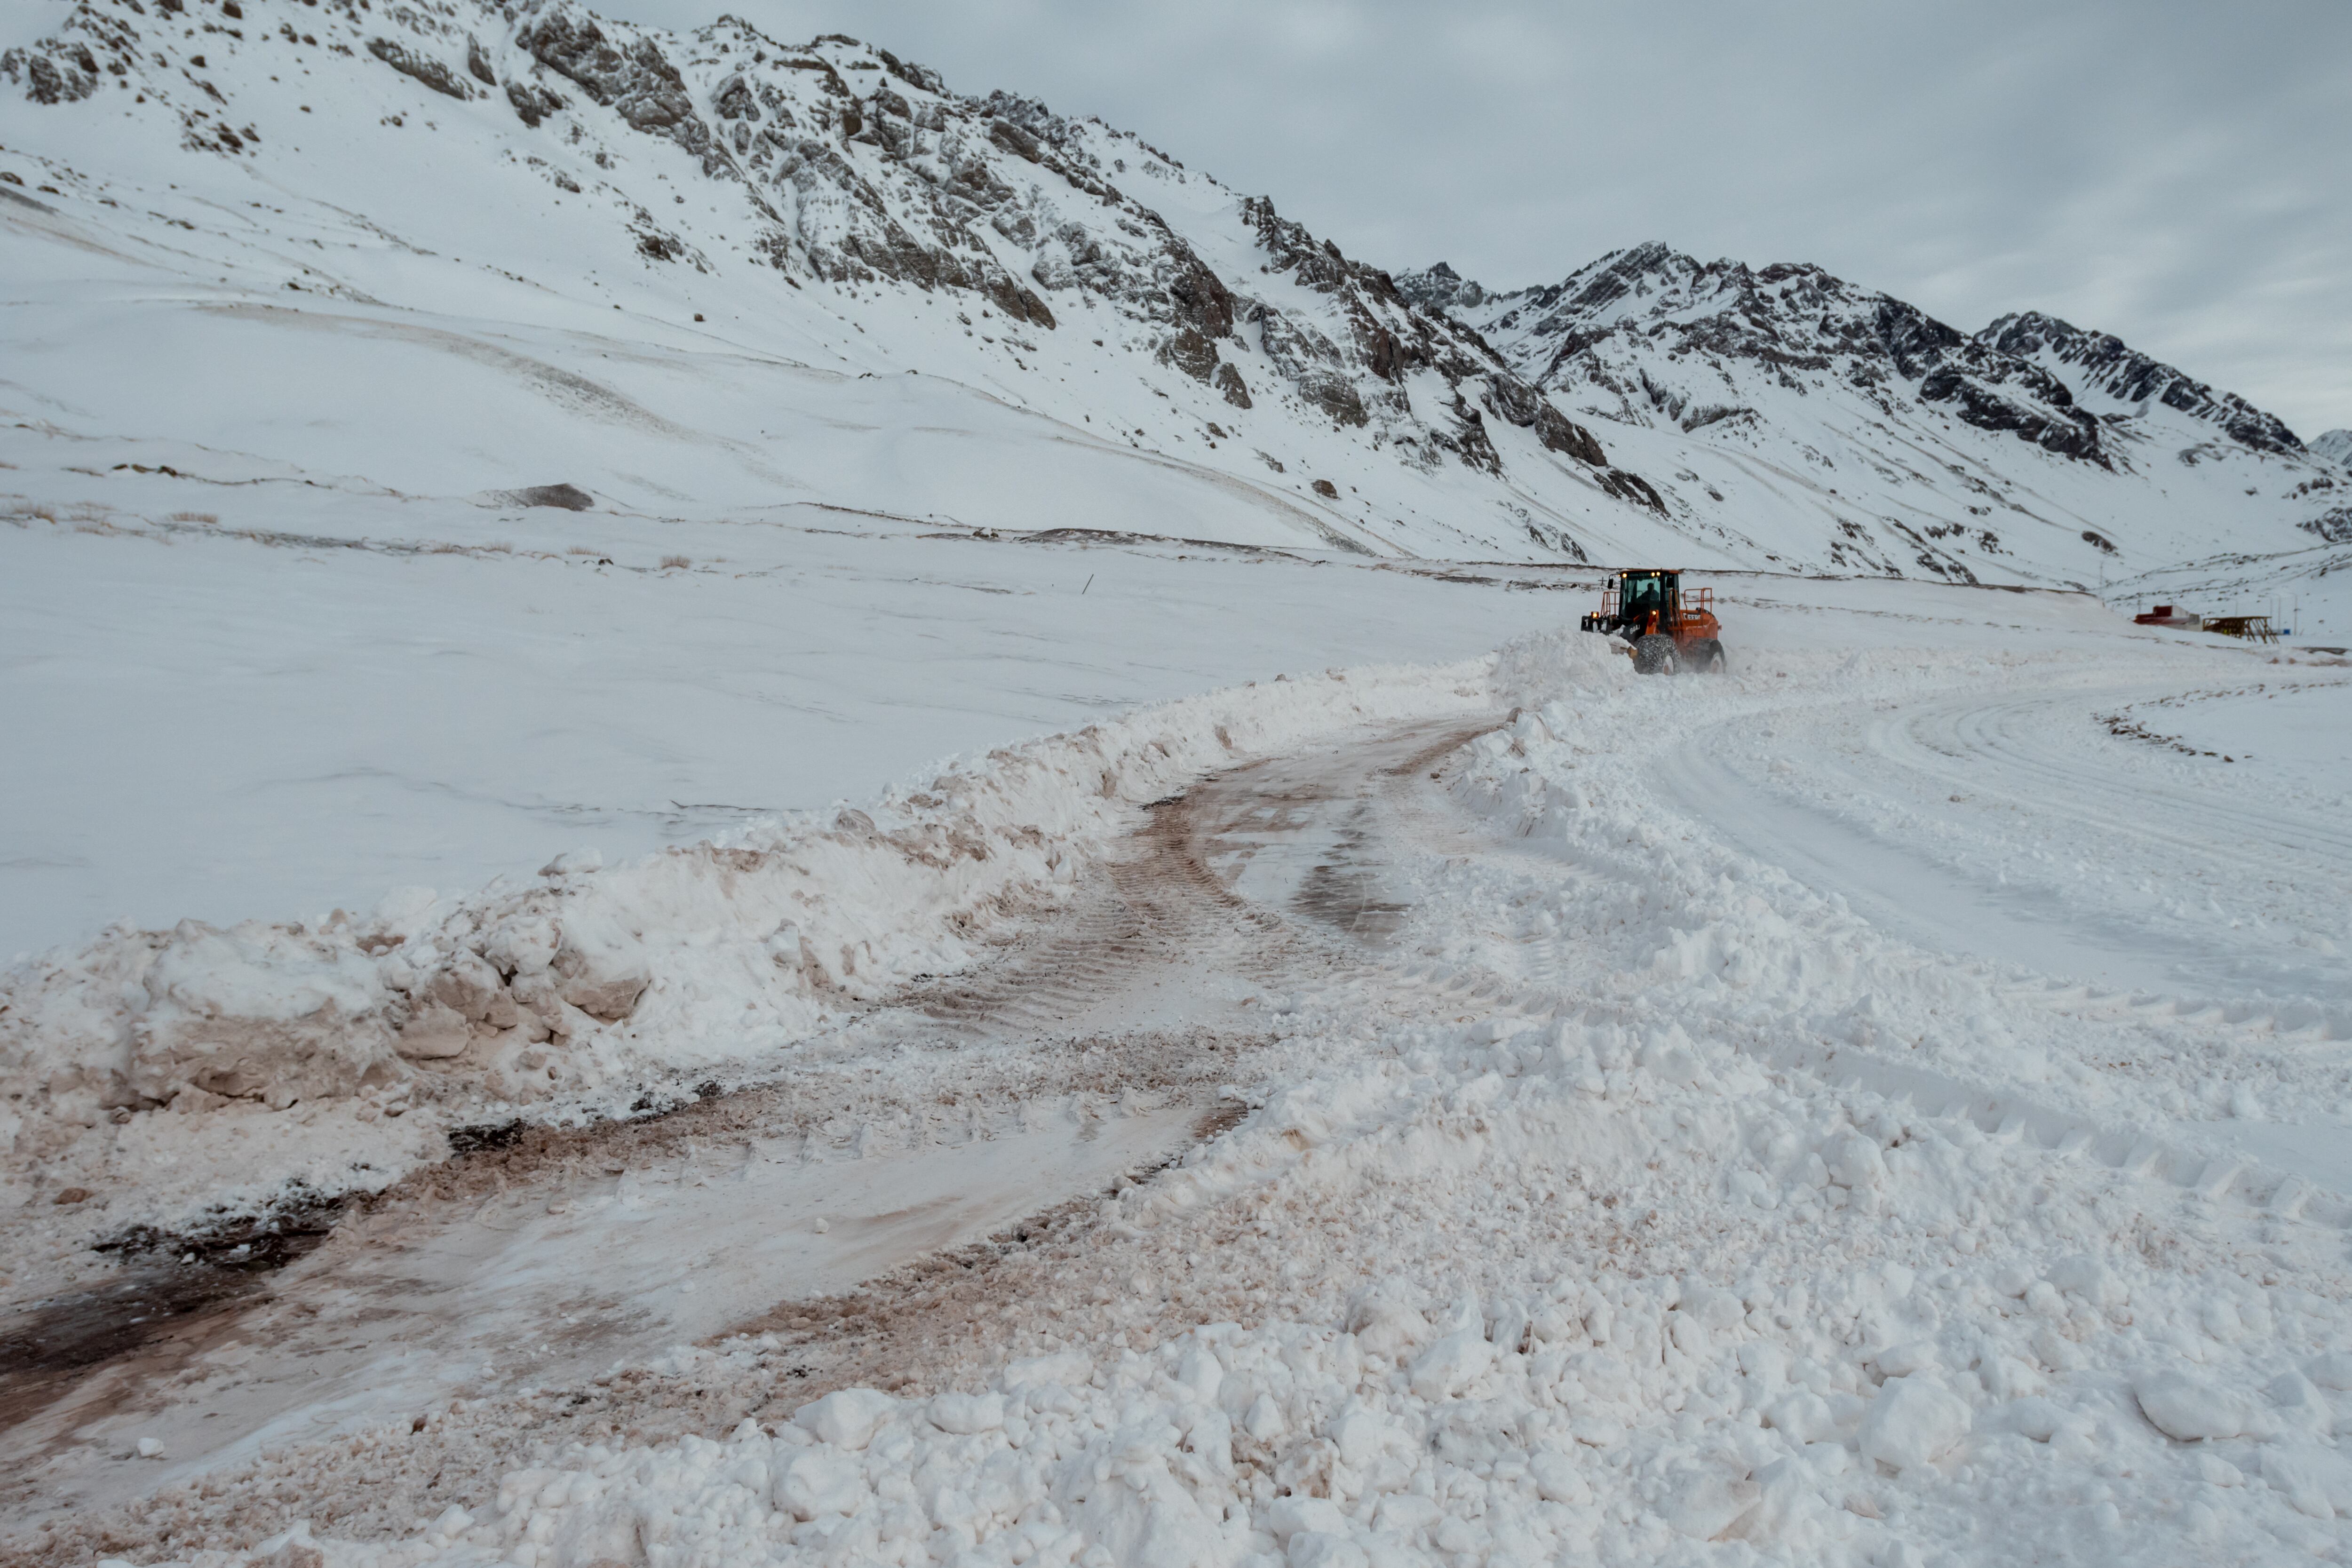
[2133,605,2201,629]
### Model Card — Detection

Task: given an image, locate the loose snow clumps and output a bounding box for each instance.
[127,985,2352,1567]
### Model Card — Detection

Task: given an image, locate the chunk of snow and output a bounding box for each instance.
[1529,1448,1593,1505]
[926,1391,1006,1434]
[2263,1443,2352,1520]
[1857,1376,1971,1470]
[773,1447,866,1520]
[792,1387,897,1450]
[1408,1328,1494,1400]
[1263,1495,1351,1543]
[2133,1370,2249,1441]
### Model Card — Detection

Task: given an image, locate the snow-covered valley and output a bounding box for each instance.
[7,577,2349,1568]
[5,0,2352,1563]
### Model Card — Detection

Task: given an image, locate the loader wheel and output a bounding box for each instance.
[1633,634,1680,675]
[1694,640,1728,674]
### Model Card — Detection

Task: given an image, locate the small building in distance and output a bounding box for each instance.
[2200,614,2279,644]
[2133,604,2201,629]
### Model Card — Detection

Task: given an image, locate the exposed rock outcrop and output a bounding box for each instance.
[366,38,477,101]
[1981,310,2304,456]
[516,8,711,165]
[1444,244,2114,469]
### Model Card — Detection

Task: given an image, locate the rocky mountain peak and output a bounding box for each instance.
[1393,261,1486,313]
[1435,248,2112,472]
[1977,311,2304,456]
[0,0,1669,561]
[1399,243,2336,582]
[2312,429,2352,470]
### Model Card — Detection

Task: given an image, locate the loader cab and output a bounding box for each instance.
[1618,570,1677,634]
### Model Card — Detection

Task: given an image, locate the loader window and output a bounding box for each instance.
[1620,573,1672,627]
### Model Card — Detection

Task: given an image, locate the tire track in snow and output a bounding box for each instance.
[0,713,1502,1550]
[1655,677,2352,1007]
[1880,684,2352,864]
[1416,684,2352,1249]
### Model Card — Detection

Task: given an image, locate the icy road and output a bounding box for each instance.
[5,578,2352,1568]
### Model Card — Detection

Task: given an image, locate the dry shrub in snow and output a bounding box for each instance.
[660,553,691,570]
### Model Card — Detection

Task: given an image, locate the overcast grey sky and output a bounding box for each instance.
[601,0,2352,438]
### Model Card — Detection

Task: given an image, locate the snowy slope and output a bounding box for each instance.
[1403,246,2350,587]
[6,0,2340,584]
[1977,310,2301,454]
[3,0,2345,1211]
[0,0,1674,565]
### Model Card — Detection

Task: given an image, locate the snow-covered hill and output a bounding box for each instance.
[0,0,1673,564]
[3,0,2343,583]
[1402,246,2351,586]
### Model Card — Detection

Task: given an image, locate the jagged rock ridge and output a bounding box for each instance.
[1979,311,2301,457]
[1411,243,2144,469]
[1401,244,2344,581]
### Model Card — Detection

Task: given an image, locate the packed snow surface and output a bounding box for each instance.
[6,576,2350,1568]
[0,509,1584,962]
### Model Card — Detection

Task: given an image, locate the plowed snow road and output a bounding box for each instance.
[0,715,1494,1532]
[1661,677,2352,1003]
[13,641,2352,1568]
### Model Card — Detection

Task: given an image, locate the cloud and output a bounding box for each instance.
[601,0,2352,435]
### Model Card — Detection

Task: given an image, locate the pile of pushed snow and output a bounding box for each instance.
[1490,624,1629,709]
[0,649,1522,1217]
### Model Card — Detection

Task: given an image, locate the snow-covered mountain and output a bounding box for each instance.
[1403,246,2350,582]
[0,0,1670,564]
[0,0,2343,584]
[2313,429,2352,471]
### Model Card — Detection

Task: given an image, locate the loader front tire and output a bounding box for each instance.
[1633,634,1680,676]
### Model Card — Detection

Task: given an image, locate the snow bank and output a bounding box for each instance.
[0,653,1499,1205]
